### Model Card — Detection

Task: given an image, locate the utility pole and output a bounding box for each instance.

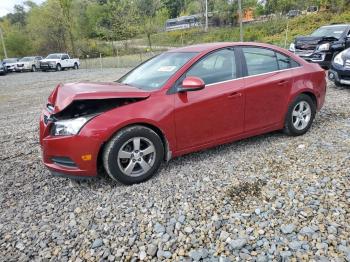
[0,26,8,58]
[205,0,208,32]
[238,0,243,42]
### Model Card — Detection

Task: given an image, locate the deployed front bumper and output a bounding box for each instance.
[39,110,101,178]
[292,49,332,68]
[328,64,350,85]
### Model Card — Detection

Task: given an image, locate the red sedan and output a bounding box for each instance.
[39,42,326,184]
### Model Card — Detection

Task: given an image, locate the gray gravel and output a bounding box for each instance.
[0,69,349,261]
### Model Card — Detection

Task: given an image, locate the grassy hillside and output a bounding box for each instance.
[146,11,350,48]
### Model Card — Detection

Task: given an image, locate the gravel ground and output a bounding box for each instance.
[0,69,349,262]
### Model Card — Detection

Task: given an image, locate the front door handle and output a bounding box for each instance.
[228,92,242,99]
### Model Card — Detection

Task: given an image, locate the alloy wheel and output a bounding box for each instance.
[292,101,311,130]
[117,137,156,177]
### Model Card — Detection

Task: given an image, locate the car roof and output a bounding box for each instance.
[321,24,350,27]
[167,42,289,54]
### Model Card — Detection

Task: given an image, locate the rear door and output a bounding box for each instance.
[61,54,70,67]
[239,46,296,132]
[174,48,245,151]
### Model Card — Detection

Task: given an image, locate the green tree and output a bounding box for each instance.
[143,8,169,49]
[58,0,77,56]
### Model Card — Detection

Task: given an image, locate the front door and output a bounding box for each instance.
[174,48,245,151]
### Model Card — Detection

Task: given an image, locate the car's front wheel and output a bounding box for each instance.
[284,94,316,136]
[103,125,164,185]
[32,65,36,72]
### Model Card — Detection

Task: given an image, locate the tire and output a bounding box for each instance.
[283,94,316,136]
[56,64,62,71]
[32,65,36,72]
[334,80,344,88]
[103,125,164,185]
[73,63,79,70]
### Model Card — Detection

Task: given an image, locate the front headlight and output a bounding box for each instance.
[317,43,330,51]
[51,115,94,136]
[289,43,295,52]
[334,51,345,66]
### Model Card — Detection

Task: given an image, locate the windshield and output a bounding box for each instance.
[3,58,18,63]
[46,54,61,59]
[20,57,34,62]
[118,52,198,90]
[311,25,347,39]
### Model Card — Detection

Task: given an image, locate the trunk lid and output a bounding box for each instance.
[48,82,151,113]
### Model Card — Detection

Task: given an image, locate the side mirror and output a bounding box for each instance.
[178,76,205,92]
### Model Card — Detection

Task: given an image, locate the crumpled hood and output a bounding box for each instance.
[48,81,151,113]
[295,36,338,49]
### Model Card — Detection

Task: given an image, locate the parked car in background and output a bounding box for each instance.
[165,15,201,31]
[3,58,19,72]
[0,61,7,75]
[287,10,301,18]
[40,53,80,72]
[289,24,350,69]
[328,47,350,87]
[16,56,43,72]
[306,6,318,14]
[40,42,326,184]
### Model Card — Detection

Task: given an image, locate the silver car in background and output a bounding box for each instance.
[3,58,19,72]
[16,56,43,72]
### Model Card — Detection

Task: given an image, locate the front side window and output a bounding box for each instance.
[186,49,237,85]
[118,52,198,90]
[243,47,278,76]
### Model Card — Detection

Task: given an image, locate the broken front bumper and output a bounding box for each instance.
[39,110,101,178]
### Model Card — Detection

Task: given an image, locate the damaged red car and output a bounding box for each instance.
[40,42,326,184]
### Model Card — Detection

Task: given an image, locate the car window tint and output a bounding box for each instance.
[243,47,278,76]
[276,52,291,70]
[62,55,69,59]
[290,59,300,68]
[186,49,236,85]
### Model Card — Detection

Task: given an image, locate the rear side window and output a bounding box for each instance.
[243,47,278,76]
[243,47,300,76]
[276,52,290,70]
[187,49,237,85]
[276,52,300,70]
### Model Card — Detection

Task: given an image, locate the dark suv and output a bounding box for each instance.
[289,24,350,69]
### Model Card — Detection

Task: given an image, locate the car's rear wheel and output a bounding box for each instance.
[74,63,79,70]
[103,125,164,185]
[284,94,316,136]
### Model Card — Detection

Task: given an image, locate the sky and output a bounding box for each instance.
[0,0,45,17]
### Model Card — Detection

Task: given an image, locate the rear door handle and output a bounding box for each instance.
[277,80,288,86]
[228,92,242,99]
